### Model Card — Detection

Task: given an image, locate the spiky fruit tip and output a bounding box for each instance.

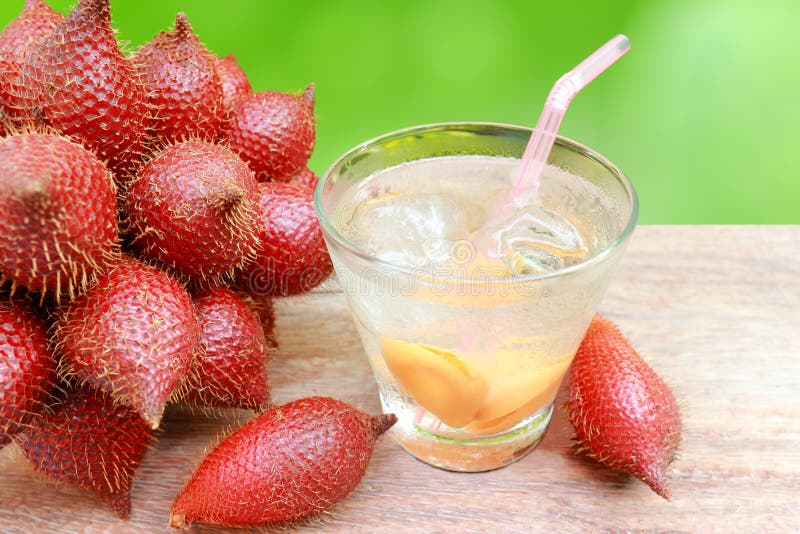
[134,12,224,145]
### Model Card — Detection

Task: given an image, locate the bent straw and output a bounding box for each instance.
[498,35,631,216]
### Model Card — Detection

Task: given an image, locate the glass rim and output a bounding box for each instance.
[315,121,639,286]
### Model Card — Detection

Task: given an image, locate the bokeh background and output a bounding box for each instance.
[2,0,798,223]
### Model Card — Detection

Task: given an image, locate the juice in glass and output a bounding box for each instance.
[316,123,637,472]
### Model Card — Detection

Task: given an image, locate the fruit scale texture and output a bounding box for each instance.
[11,0,149,175]
[170,397,397,528]
[54,256,200,429]
[567,315,681,499]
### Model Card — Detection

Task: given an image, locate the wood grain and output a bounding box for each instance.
[1,226,798,533]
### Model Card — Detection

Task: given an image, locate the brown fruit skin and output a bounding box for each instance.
[184,287,271,412]
[134,13,225,145]
[125,140,261,283]
[214,53,252,119]
[0,297,57,443]
[225,86,316,181]
[0,0,63,130]
[0,132,118,299]
[11,0,149,176]
[17,385,154,519]
[170,397,396,528]
[241,182,332,297]
[54,256,201,429]
[566,315,681,499]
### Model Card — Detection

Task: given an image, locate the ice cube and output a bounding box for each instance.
[489,205,589,276]
[347,193,469,270]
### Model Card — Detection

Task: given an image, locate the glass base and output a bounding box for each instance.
[389,402,554,472]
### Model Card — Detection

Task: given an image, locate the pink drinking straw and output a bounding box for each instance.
[497,35,631,216]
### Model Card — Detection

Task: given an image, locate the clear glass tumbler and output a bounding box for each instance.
[316,123,637,472]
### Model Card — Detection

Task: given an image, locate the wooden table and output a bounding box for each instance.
[1,226,798,533]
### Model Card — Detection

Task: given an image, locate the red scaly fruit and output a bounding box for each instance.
[125,140,261,283]
[0,0,63,128]
[170,397,396,528]
[184,288,271,412]
[566,314,681,499]
[0,132,118,299]
[134,13,225,145]
[54,256,201,429]
[0,0,62,62]
[244,292,277,346]
[225,86,316,181]
[287,166,319,193]
[1,60,12,128]
[214,53,252,119]
[242,182,332,297]
[12,0,149,175]
[17,386,153,519]
[0,297,57,444]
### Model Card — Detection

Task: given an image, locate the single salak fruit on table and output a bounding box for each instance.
[170,396,396,528]
[566,314,681,499]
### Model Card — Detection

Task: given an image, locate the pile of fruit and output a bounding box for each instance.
[1,0,682,529]
[0,0,397,528]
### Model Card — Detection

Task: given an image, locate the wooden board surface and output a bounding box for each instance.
[2,225,799,533]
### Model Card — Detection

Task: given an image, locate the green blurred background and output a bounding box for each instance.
[3,0,799,223]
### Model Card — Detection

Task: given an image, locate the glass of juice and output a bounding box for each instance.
[315,122,637,472]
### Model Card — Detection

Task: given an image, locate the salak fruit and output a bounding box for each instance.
[0,297,57,447]
[566,314,681,499]
[17,385,153,518]
[134,13,225,145]
[184,287,271,412]
[241,182,332,297]
[124,139,261,283]
[225,86,315,181]
[12,0,149,175]
[0,0,63,128]
[54,256,200,429]
[0,132,118,299]
[170,397,396,528]
[287,166,318,193]
[214,53,252,119]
